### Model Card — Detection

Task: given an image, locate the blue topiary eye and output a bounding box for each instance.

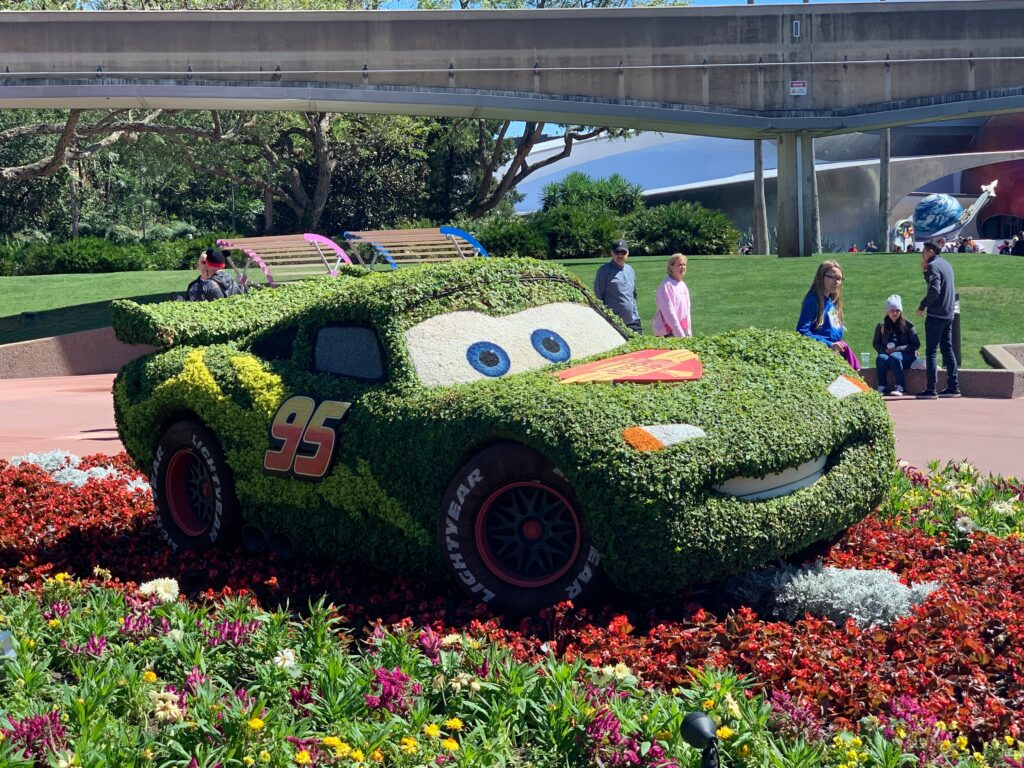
[531,328,571,363]
[466,341,511,377]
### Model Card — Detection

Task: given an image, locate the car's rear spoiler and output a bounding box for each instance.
[111,274,365,350]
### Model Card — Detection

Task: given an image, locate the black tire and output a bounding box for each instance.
[439,442,604,614]
[152,420,241,553]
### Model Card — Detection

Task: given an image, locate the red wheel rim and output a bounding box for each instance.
[475,480,581,588]
[165,449,215,538]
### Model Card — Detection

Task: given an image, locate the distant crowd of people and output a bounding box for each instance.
[593,237,961,400]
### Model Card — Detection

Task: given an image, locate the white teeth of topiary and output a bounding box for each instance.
[713,456,829,501]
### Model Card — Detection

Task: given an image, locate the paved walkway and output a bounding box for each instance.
[0,374,1022,478]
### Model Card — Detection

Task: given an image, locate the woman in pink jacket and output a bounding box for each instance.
[652,253,692,337]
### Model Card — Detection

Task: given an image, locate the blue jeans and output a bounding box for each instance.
[875,351,912,389]
[924,315,959,391]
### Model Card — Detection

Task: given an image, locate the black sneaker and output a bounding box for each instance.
[915,390,938,400]
[938,388,962,398]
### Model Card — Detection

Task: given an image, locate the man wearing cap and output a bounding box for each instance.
[186,248,241,302]
[593,239,642,334]
[915,240,960,399]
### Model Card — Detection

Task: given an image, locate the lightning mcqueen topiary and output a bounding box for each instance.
[112,258,895,613]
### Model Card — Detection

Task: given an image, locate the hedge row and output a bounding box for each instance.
[0,235,230,276]
[113,259,894,598]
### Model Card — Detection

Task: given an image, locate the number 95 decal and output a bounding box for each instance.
[263,396,351,479]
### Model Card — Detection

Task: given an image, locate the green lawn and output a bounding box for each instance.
[1,254,1021,369]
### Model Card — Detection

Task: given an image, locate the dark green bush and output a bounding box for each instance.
[470,212,548,259]
[540,172,644,216]
[534,203,624,260]
[0,235,230,276]
[632,200,740,256]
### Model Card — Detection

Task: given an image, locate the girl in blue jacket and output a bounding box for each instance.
[797,260,860,370]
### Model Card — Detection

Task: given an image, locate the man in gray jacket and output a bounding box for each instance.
[915,240,960,399]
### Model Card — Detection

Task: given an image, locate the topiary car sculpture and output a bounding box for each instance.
[112,258,895,613]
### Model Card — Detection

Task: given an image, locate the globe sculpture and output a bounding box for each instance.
[913,194,964,237]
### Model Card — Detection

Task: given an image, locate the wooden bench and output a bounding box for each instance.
[216,234,353,289]
[342,226,488,269]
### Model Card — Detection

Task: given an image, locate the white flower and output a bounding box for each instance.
[167,629,185,643]
[990,500,1016,516]
[56,753,79,768]
[273,648,297,669]
[149,690,184,723]
[139,578,180,604]
[612,662,632,681]
[441,633,463,647]
[954,516,979,534]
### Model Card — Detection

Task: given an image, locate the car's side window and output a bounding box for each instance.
[250,326,299,361]
[313,325,385,381]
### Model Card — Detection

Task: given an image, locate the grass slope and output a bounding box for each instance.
[0,254,1021,369]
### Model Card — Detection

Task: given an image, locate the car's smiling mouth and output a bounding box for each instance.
[710,456,829,501]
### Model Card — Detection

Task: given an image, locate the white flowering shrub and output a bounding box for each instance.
[728,564,939,628]
[11,451,150,492]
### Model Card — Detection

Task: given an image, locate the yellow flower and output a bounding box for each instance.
[1006,736,1016,747]
[350,749,364,762]
[54,572,71,583]
[243,759,255,767]
[294,750,312,765]
[400,737,419,755]
[896,727,906,739]
[444,717,464,731]
[950,721,960,731]
[715,727,734,740]
[702,699,715,710]
[423,723,441,739]
[248,717,265,731]
[141,748,154,761]
[143,670,158,683]
[972,753,987,765]
[957,736,969,751]
[371,748,384,762]
[322,737,342,749]
[936,721,947,732]
[939,740,952,753]
[849,737,862,749]
[655,730,671,741]
[48,619,60,628]
[259,751,272,763]
[740,745,750,759]
[441,738,460,752]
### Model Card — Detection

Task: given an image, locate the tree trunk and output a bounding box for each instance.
[878,128,891,251]
[263,180,274,234]
[68,171,80,239]
[753,139,769,254]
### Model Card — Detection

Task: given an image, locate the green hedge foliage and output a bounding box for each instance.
[113,259,894,596]
[0,235,233,276]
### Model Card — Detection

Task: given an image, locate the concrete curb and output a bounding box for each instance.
[0,327,154,380]
[861,366,1024,398]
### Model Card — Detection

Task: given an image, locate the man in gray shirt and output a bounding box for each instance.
[593,239,641,334]
[915,240,960,399]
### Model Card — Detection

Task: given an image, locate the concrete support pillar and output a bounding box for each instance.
[776,132,819,257]
[878,128,891,251]
[753,139,769,254]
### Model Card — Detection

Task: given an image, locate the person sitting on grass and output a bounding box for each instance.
[186,248,241,302]
[872,294,920,396]
[797,259,860,370]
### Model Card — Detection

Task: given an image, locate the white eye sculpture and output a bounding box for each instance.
[405,303,625,386]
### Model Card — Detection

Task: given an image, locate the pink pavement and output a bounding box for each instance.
[0,374,1021,479]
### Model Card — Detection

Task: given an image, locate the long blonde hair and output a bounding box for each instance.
[809,260,844,329]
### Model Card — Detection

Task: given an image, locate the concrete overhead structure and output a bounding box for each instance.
[2,2,1024,254]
